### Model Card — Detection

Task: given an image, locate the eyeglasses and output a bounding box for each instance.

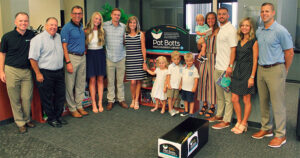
[72,13,83,15]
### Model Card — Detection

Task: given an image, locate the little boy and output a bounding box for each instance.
[166,51,182,116]
[195,14,209,62]
[180,53,199,116]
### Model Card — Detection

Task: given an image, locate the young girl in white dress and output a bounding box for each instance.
[145,56,168,114]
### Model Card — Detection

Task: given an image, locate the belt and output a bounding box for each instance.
[261,62,283,68]
[69,52,84,56]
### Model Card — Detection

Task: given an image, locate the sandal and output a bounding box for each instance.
[130,100,135,108]
[199,104,208,115]
[205,106,216,117]
[134,101,139,110]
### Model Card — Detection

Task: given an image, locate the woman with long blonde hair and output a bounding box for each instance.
[230,17,258,134]
[85,12,106,113]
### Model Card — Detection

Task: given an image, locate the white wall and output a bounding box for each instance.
[0,1,3,37]
[28,0,61,29]
[1,0,29,35]
[62,0,85,25]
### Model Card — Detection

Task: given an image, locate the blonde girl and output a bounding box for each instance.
[85,12,105,113]
[144,56,168,114]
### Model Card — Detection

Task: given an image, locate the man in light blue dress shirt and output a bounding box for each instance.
[251,3,294,148]
[29,17,67,128]
[103,8,128,110]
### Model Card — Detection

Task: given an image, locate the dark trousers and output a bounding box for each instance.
[34,68,65,122]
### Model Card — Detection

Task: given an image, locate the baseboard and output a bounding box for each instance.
[0,118,14,126]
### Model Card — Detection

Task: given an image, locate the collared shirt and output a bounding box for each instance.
[256,21,293,65]
[215,22,237,71]
[103,20,126,62]
[0,28,35,69]
[181,65,199,92]
[167,63,182,89]
[28,31,64,70]
[61,20,85,54]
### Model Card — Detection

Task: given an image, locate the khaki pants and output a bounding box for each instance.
[214,69,233,123]
[65,54,86,112]
[257,64,287,137]
[106,58,125,103]
[5,65,33,127]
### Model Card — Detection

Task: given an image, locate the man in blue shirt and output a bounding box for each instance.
[61,5,88,118]
[103,8,128,110]
[29,17,67,128]
[252,3,294,148]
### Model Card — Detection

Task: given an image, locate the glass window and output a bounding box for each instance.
[186,3,212,33]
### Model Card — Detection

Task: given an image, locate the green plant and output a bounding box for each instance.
[100,3,133,24]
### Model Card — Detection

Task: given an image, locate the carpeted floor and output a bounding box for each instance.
[0,82,300,158]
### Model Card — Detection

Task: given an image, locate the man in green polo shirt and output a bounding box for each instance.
[0,12,36,133]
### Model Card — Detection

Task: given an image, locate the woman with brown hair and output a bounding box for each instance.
[197,12,219,118]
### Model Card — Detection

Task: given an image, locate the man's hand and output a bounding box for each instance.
[225,67,233,77]
[36,73,44,83]
[0,71,6,83]
[66,63,73,73]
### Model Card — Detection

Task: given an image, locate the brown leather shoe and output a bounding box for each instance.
[70,111,82,118]
[212,121,230,129]
[268,136,286,148]
[26,121,36,128]
[19,126,27,134]
[206,116,223,122]
[252,130,273,139]
[119,101,128,109]
[77,108,88,116]
[106,102,113,111]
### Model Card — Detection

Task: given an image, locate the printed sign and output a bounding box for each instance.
[187,131,198,156]
[159,143,180,158]
[146,25,191,52]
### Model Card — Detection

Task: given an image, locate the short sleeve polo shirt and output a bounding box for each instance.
[60,20,85,54]
[0,28,35,69]
[256,21,294,65]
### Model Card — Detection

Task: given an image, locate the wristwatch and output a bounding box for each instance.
[250,76,255,79]
[66,61,71,64]
[229,64,233,68]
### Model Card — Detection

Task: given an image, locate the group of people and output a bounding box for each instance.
[0,2,295,148]
[195,3,294,148]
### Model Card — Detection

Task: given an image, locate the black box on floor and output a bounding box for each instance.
[158,117,209,158]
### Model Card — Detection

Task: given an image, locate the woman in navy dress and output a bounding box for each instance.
[230,17,258,134]
[85,12,106,113]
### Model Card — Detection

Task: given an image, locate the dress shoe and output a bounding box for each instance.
[212,121,230,129]
[26,121,36,128]
[19,126,27,134]
[252,130,273,139]
[77,108,89,116]
[206,116,223,122]
[48,120,62,128]
[106,102,113,111]
[70,111,82,118]
[268,136,286,148]
[119,101,128,109]
[57,118,68,125]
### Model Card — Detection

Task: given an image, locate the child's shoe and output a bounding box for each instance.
[180,111,189,117]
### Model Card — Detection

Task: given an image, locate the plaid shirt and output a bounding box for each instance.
[103,20,126,62]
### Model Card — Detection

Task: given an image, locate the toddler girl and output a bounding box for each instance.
[144,56,168,114]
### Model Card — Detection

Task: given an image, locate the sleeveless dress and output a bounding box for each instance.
[230,39,256,95]
[197,34,217,105]
[151,68,168,100]
[125,32,146,80]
